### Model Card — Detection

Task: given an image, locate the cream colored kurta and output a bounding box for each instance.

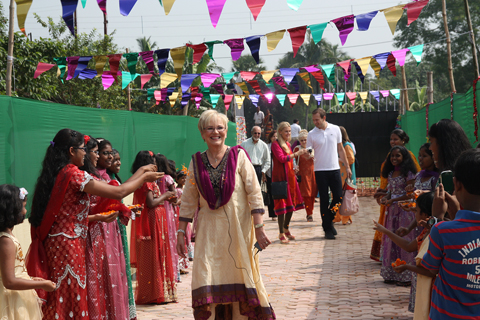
[180,149,274,318]
[414,237,433,320]
[0,232,42,320]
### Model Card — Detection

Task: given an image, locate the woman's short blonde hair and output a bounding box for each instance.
[298,129,308,140]
[198,110,229,133]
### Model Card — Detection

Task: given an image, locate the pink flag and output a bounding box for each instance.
[323,93,335,100]
[224,38,244,60]
[404,0,429,25]
[337,59,353,81]
[102,71,116,90]
[201,73,220,87]
[288,94,299,105]
[223,94,233,110]
[186,43,208,64]
[346,92,357,103]
[139,51,155,74]
[240,71,258,81]
[140,74,153,89]
[303,65,320,73]
[34,62,55,79]
[206,0,227,28]
[391,48,409,67]
[380,90,390,97]
[66,56,79,81]
[195,96,202,108]
[246,0,266,21]
[288,25,307,57]
[331,15,355,46]
[154,90,162,105]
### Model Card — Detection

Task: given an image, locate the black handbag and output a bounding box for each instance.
[271,181,288,199]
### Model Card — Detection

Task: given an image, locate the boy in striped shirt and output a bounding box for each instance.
[422,149,480,319]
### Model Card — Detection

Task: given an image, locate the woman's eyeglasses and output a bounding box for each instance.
[204,126,226,133]
[102,151,114,156]
[74,147,87,152]
[90,150,99,155]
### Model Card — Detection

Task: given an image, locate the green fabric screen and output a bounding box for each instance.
[0,96,236,205]
[401,86,480,156]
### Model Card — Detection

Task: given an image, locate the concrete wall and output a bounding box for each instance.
[14,194,134,257]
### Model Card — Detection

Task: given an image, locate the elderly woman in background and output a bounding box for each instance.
[333,126,356,225]
[293,129,316,222]
[271,122,308,244]
[176,110,275,320]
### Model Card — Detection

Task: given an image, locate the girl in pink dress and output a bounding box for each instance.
[27,129,161,320]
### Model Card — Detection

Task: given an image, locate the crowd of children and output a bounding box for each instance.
[1,120,480,319]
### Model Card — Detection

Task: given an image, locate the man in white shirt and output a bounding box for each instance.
[290,119,301,141]
[253,106,265,128]
[306,108,351,240]
[241,126,271,184]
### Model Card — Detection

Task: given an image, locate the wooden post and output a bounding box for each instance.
[401,66,409,113]
[103,12,108,36]
[427,71,434,104]
[73,10,77,38]
[182,98,189,116]
[125,48,132,110]
[464,0,480,78]
[442,0,456,92]
[6,0,15,96]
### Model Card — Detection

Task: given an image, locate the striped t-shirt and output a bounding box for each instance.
[422,210,480,319]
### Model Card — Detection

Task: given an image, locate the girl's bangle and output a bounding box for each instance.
[177,229,186,235]
[254,223,264,229]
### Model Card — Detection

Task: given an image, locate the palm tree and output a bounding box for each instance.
[136,36,157,52]
[231,55,267,72]
[409,80,428,111]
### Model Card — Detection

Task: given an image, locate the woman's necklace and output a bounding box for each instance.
[208,147,226,165]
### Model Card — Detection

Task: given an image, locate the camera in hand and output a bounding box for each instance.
[307,148,313,154]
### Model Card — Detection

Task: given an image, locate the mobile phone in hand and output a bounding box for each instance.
[254,242,262,252]
[440,170,454,194]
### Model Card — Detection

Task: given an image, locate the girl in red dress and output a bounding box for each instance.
[26,129,161,320]
[131,151,177,304]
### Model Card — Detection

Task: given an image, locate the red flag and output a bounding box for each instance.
[248,80,263,95]
[240,71,258,81]
[108,54,123,80]
[337,59,353,81]
[34,62,55,79]
[186,43,208,64]
[223,94,233,110]
[245,0,266,21]
[310,71,325,90]
[140,74,153,89]
[346,92,357,104]
[287,25,307,58]
[288,94,299,106]
[404,0,429,25]
[387,54,397,77]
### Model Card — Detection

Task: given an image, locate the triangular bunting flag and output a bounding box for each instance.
[206,0,227,28]
[224,38,245,60]
[300,94,311,104]
[61,0,78,36]
[140,74,153,89]
[122,71,139,89]
[287,0,304,11]
[320,64,336,88]
[372,52,390,69]
[73,56,92,79]
[298,72,312,89]
[245,35,262,64]
[186,43,208,64]
[354,57,371,77]
[310,71,325,90]
[404,0,429,26]
[201,73,220,87]
[356,11,378,31]
[34,62,55,79]
[160,73,178,89]
[236,82,250,95]
[53,57,67,81]
[331,14,355,46]
[123,52,139,75]
[323,93,334,100]
[223,94,233,109]
[170,46,186,79]
[93,55,107,77]
[155,48,170,76]
[276,94,286,106]
[288,94,299,106]
[308,22,328,44]
[119,0,138,16]
[222,71,238,83]
[337,59,353,81]
[248,80,263,95]
[234,95,246,108]
[78,69,96,80]
[380,90,390,97]
[210,94,221,108]
[66,56,79,81]
[260,70,277,83]
[288,25,307,57]
[346,92,357,104]
[335,92,345,104]
[102,71,116,90]
[279,68,299,85]
[408,44,424,66]
[382,5,405,35]
[266,30,285,52]
[15,0,33,35]
[240,71,258,81]
[370,58,381,78]
[390,89,401,99]
[387,53,397,76]
[359,91,368,103]
[249,94,260,106]
[392,48,409,67]
[162,0,176,15]
[139,51,155,74]
[312,94,322,105]
[370,91,380,102]
[169,92,179,107]
[205,40,222,61]
[181,74,200,93]
[245,0,266,21]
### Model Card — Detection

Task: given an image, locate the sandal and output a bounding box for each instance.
[306,215,313,222]
[284,230,296,240]
[279,234,289,244]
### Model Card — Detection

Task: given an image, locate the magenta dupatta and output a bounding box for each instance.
[192,146,250,210]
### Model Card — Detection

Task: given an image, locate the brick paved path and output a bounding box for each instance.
[137,197,413,319]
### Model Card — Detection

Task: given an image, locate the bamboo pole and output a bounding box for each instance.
[6,0,15,96]
[427,71,434,104]
[401,66,409,113]
[463,0,479,78]
[126,48,131,110]
[442,0,456,92]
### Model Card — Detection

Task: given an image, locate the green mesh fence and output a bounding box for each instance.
[401,85,480,156]
[0,96,236,203]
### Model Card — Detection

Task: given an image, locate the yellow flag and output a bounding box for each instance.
[260,70,278,83]
[359,91,369,103]
[169,92,179,107]
[160,73,178,89]
[300,94,311,104]
[370,58,381,78]
[235,82,250,96]
[170,46,186,79]
[162,0,176,15]
[298,72,312,89]
[382,5,405,35]
[15,0,33,35]
[354,57,371,77]
[266,30,286,52]
[94,56,108,77]
[235,95,245,109]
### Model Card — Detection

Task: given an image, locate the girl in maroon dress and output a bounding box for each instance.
[26,129,161,320]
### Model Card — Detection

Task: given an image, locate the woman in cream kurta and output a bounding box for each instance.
[176,109,274,320]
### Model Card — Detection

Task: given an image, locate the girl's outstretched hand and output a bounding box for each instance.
[33,278,56,292]
[393,264,408,273]
[372,219,388,233]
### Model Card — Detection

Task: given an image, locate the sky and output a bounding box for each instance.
[2,0,412,72]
